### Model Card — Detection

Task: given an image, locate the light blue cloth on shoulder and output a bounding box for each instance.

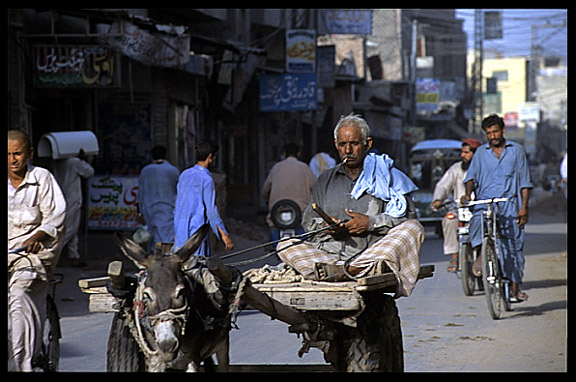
[350,153,418,218]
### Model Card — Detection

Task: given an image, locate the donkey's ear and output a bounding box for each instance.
[114,231,150,269]
[174,224,210,263]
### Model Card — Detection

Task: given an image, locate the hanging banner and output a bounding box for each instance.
[484,11,503,40]
[286,29,316,73]
[107,21,190,68]
[259,73,317,112]
[323,10,373,35]
[87,176,139,230]
[34,45,120,87]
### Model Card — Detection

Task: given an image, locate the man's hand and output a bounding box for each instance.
[460,194,472,205]
[222,233,235,251]
[343,209,371,235]
[22,231,49,254]
[431,200,443,210]
[217,226,234,251]
[516,207,529,228]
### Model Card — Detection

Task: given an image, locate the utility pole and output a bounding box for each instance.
[410,18,418,126]
[528,20,567,102]
[470,9,484,136]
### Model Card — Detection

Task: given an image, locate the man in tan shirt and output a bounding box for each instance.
[262,142,317,233]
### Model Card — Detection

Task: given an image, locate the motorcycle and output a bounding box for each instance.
[269,199,304,247]
[433,200,482,296]
[455,202,484,296]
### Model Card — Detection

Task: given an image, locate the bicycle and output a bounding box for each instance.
[8,246,62,371]
[430,200,482,296]
[465,197,512,319]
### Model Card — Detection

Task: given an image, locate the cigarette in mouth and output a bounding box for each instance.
[343,157,349,164]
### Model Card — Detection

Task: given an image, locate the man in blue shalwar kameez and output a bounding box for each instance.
[138,145,180,251]
[461,114,533,302]
[174,139,234,256]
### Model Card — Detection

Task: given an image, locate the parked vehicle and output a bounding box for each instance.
[269,199,304,245]
[409,139,462,236]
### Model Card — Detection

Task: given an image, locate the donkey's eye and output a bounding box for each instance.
[143,287,155,302]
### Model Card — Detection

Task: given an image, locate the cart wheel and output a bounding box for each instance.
[106,312,145,371]
[332,293,404,372]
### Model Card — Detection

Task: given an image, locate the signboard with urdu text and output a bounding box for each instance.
[259,73,318,112]
[286,29,316,73]
[34,45,120,87]
[416,78,440,112]
[323,10,373,34]
[87,176,139,230]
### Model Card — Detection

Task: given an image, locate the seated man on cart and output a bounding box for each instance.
[277,114,425,298]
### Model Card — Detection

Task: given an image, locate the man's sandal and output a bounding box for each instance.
[510,291,528,303]
[314,260,391,282]
[472,260,482,277]
[447,254,458,273]
[313,262,348,281]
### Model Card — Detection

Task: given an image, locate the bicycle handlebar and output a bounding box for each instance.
[8,245,29,254]
[463,197,510,206]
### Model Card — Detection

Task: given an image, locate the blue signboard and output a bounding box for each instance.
[323,10,373,35]
[259,73,317,112]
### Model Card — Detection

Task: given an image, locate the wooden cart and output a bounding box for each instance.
[79,260,434,372]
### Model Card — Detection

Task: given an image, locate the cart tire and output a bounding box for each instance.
[333,293,404,372]
[106,312,145,371]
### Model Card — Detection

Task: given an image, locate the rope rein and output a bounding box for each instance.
[221,220,347,266]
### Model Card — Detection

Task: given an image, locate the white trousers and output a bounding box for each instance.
[8,270,47,371]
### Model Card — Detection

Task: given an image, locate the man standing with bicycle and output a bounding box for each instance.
[461,114,533,302]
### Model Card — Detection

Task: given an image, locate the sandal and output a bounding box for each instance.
[313,262,349,282]
[447,254,458,273]
[510,291,528,303]
[472,258,482,277]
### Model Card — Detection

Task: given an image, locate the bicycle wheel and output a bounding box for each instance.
[481,236,502,319]
[40,294,61,371]
[459,242,475,296]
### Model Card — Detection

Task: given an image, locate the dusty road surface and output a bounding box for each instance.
[397,212,566,372]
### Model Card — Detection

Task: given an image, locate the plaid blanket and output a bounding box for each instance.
[277,219,425,298]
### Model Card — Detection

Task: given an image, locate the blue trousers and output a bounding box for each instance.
[469,204,526,284]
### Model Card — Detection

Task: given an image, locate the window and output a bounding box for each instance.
[492,70,508,82]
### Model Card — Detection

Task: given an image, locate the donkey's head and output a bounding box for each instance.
[114,225,209,362]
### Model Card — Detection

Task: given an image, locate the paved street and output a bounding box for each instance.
[53,193,566,372]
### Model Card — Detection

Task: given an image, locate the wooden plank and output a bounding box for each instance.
[356,272,396,287]
[88,293,118,313]
[355,264,435,292]
[78,276,109,289]
[253,280,355,293]
[252,281,362,311]
[81,286,109,294]
[418,264,435,279]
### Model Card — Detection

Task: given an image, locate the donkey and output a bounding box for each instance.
[114,225,232,372]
